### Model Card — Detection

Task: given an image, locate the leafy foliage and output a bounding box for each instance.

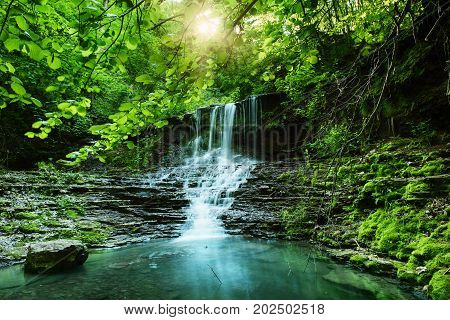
[0,0,442,166]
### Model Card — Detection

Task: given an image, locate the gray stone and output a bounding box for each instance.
[24,240,88,273]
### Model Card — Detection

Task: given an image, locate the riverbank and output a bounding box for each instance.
[0,168,188,268]
[274,138,449,300]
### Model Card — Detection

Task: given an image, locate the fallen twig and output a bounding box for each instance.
[208,264,223,285]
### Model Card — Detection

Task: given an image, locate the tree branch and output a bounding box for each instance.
[84,16,125,87]
[0,0,15,36]
[225,0,259,38]
[148,13,184,31]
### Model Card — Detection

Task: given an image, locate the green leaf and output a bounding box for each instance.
[25,132,35,138]
[37,132,48,139]
[81,48,93,57]
[35,5,52,13]
[85,59,96,69]
[52,42,63,53]
[45,85,58,92]
[142,109,153,117]
[307,55,318,64]
[31,97,42,107]
[97,156,106,163]
[4,38,20,52]
[154,120,168,128]
[117,116,128,125]
[32,121,43,129]
[126,141,135,149]
[0,100,6,109]
[135,74,152,84]
[11,76,23,84]
[11,82,26,96]
[57,102,71,110]
[68,105,78,115]
[126,37,138,50]
[76,104,87,116]
[119,103,133,111]
[15,16,29,31]
[117,52,128,63]
[47,55,62,70]
[5,62,15,73]
[27,42,45,61]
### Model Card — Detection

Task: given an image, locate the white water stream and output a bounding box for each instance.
[176,101,260,241]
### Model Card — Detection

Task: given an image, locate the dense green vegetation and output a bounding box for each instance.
[280,139,449,299]
[0,0,448,299]
[1,0,447,167]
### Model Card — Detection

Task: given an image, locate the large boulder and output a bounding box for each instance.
[24,240,88,273]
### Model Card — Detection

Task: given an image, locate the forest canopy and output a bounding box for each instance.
[0,0,447,166]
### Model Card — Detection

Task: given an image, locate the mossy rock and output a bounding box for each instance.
[24,240,89,274]
[411,237,450,262]
[350,254,396,274]
[18,221,43,234]
[0,224,16,234]
[428,269,450,300]
[397,266,418,283]
[15,211,40,220]
[412,160,445,177]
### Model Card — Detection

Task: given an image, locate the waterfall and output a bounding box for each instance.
[208,106,219,151]
[192,108,202,159]
[221,103,237,160]
[154,97,262,241]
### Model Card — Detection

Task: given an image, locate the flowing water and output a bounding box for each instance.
[0,98,420,299]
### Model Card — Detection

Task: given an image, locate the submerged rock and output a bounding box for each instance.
[24,240,88,273]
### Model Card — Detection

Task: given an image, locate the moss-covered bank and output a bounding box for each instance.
[279,138,449,299]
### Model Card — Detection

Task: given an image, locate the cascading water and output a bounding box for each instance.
[177,102,255,241]
[144,97,263,240]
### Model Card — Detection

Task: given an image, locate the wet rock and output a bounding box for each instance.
[24,240,88,273]
[326,248,398,276]
[221,161,312,238]
[0,171,190,267]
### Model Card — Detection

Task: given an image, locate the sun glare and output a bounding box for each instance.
[195,10,221,38]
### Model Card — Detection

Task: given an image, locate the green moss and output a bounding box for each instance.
[362,181,376,193]
[56,195,85,218]
[411,237,450,261]
[397,266,418,283]
[0,224,15,234]
[350,254,369,264]
[75,230,109,245]
[428,270,450,300]
[402,181,429,200]
[358,209,385,243]
[412,160,445,176]
[18,221,43,234]
[41,219,62,227]
[15,211,39,220]
[316,231,340,247]
[6,249,26,260]
[279,138,448,296]
[280,202,313,237]
[277,172,293,182]
[64,209,79,219]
